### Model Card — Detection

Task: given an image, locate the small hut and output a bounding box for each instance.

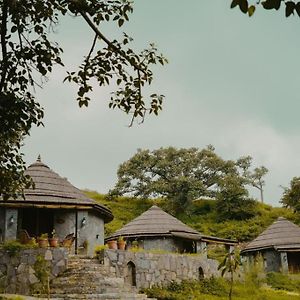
[0,156,113,256]
[241,217,300,273]
[105,205,236,254]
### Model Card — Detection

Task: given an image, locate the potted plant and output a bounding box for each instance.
[107,240,118,250]
[49,229,59,247]
[117,236,126,250]
[38,233,49,248]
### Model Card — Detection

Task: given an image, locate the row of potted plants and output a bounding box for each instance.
[37,230,59,248]
[107,236,126,250]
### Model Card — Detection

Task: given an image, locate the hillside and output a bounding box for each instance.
[84,190,300,242]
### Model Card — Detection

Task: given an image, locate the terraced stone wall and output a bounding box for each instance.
[102,249,220,289]
[0,248,68,295]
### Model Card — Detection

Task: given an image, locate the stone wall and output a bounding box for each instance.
[102,250,220,289]
[0,248,68,295]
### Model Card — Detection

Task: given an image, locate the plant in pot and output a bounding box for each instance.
[107,239,118,250]
[117,236,126,250]
[49,229,59,247]
[38,233,49,248]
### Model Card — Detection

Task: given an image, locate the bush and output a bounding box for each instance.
[266,272,300,292]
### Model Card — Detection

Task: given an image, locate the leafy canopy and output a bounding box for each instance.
[281,177,300,213]
[230,0,300,18]
[110,146,264,217]
[0,0,167,199]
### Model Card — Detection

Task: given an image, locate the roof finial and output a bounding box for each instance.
[37,154,41,162]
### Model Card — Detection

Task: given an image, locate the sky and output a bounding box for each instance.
[23,1,300,206]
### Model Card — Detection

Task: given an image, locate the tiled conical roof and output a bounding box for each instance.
[242,217,300,253]
[106,205,202,240]
[1,156,113,222]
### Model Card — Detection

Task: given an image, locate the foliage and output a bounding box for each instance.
[0,0,166,199]
[230,0,300,18]
[216,175,258,221]
[266,272,300,292]
[32,255,50,296]
[143,277,300,300]
[109,146,266,215]
[237,156,268,203]
[86,190,299,242]
[207,245,228,263]
[281,177,300,213]
[0,240,28,256]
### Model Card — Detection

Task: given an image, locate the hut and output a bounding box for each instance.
[0,156,113,256]
[241,217,300,273]
[105,205,236,254]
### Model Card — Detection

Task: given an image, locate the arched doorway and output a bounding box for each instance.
[126,261,137,286]
[199,266,204,280]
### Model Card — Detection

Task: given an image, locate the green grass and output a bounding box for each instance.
[84,190,300,242]
[142,277,300,300]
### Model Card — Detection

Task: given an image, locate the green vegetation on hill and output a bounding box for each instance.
[84,190,300,242]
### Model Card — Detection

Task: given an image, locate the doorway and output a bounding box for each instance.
[20,208,54,237]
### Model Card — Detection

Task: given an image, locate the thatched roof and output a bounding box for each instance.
[242,217,300,253]
[106,205,236,244]
[0,156,113,222]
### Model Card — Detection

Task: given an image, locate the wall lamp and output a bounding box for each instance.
[81,217,87,227]
[9,215,14,226]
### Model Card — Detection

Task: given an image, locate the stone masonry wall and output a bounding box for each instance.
[0,248,68,295]
[102,249,220,289]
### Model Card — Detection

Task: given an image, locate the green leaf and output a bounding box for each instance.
[248,5,256,16]
[230,0,239,9]
[286,1,296,17]
[118,19,124,27]
[239,0,249,14]
[11,26,18,33]
[295,2,300,17]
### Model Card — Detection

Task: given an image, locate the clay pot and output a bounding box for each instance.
[107,240,118,250]
[49,238,59,247]
[38,238,49,248]
[117,240,126,250]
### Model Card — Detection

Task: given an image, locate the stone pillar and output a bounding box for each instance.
[196,241,207,258]
[280,252,289,273]
[4,208,18,241]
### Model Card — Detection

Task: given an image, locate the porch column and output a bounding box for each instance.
[280,252,289,273]
[197,241,207,258]
[4,208,18,241]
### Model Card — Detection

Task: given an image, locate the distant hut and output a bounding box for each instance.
[241,217,300,273]
[105,205,236,254]
[0,156,113,256]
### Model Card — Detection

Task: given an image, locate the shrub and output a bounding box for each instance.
[266,272,300,292]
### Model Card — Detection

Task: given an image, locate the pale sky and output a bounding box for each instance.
[23,1,300,206]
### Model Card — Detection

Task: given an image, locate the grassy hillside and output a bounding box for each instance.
[84,190,300,242]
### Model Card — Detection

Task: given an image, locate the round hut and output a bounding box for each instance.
[0,156,113,256]
[241,217,300,273]
[105,205,236,254]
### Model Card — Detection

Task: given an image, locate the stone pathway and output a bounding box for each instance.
[42,256,155,300]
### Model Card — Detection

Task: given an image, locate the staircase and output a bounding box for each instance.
[46,256,154,300]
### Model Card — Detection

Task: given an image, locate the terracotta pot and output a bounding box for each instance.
[49,238,59,247]
[38,238,49,248]
[117,240,126,250]
[107,240,118,250]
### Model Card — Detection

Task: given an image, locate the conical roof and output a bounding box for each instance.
[1,156,113,222]
[242,217,300,253]
[106,205,202,241]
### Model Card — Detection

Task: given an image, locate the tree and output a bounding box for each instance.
[237,156,268,203]
[281,177,300,213]
[0,0,167,199]
[110,146,250,213]
[216,175,257,221]
[230,0,300,18]
[218,248,241,300]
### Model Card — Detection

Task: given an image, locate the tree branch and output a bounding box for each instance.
[79,10,146,75]
[0,0,8,92]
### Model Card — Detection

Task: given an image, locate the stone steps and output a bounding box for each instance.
[44,256,155,300]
